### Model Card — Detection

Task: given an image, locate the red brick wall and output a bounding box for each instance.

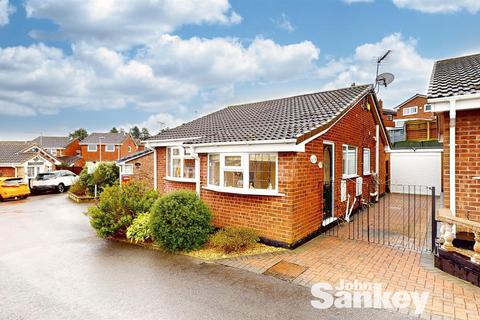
[395,96,434,120]
[81,136,139,162]
[125,152,154,188]
[0,167,15,177]
[442,109,480,222]
[153,95,387,245]
[63,138,80,156]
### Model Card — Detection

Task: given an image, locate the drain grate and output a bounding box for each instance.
[263,260,308,281]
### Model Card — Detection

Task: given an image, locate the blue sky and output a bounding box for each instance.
[0,0,479,140]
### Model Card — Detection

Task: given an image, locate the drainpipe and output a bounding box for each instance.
[375,124,380,201]
[449,99,456,216]
[190,146,201,197]
[153,148,157,191]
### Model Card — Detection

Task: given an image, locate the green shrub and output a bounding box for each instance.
[88,181,159,238]
[126,212,152,243]
[209,227,259,253]
[69,180,87,196]
[79,163,119,196]
[149,191,213,252]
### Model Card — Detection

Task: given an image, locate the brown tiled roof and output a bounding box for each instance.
[117,148,153,164]
[428,53,480,99]
[57,155,82,166]
[149,84,373,144]
[31,136,71,149]
[80,132,129,145]
[0,142,37,164]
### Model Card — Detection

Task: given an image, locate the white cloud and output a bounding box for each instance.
[25,0,242,49]
[343,0,480,13]
[392,0,480,13]
[272,13,295,33]
[120,112,187,135]
[0,0,15,26]
[319,33,434,107]
[139,35,320,86]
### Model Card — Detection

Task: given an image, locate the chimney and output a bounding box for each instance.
[378,99,384,112]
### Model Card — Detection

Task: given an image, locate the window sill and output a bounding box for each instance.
[203,185,284,197]
[163,176,196,183]
[363,173,371,176]
[342,174,359,179]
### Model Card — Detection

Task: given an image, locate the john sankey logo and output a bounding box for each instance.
[311,279,429,315]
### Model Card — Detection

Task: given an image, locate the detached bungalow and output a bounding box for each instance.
[146,84,389,247]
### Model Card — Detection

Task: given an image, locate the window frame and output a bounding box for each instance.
[206,152,280,195]
[424,104,432,112]
[105,144,115,152]
[87,144,97,152]
[165,146,196,181]
[342,145,358,179]
[363,148,371,175]
[123,164,134,174]
[403,106,418,116]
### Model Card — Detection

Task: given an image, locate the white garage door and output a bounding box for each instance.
[389,149,442,195]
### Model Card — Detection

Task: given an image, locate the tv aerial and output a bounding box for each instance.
[374,50,394,92]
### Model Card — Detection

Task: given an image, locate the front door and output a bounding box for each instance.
[323,144,333,221]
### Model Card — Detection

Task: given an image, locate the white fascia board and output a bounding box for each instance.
[429,93,480,112]
[387,148,443,154]
[144,137,201,147]
[193,141,303,153]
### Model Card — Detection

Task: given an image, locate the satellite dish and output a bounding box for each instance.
[376,72,395,88]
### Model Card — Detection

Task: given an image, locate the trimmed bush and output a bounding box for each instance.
[69,180,87,196]
[126,212,152,243]
[88,181,158,238]
[209,227,259,253]
[79,163,119,196]
[150,191,213,252]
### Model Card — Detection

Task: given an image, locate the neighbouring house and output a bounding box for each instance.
[79,132,141,167]
[389,94,437,143]
[145,84,389,247]
[117,148,154,187]
[382,108,396,128]
[428,53,480,223]
[0,141,61,179]
[30,136,84,173]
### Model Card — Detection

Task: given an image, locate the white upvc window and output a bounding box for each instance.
[166,147,195,180]
[342,145,357,178]
[87,145,97,152]
[363,148,371,175]
[403,106,418,116]
[123,164,134,174]
[424,104,432,112]
[105,144,115,152]
[207,152,278,194]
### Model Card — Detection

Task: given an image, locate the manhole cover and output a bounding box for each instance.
[263,260,308,281]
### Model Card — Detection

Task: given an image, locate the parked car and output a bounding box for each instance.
[0,177,30,201]
[30,170,79,194]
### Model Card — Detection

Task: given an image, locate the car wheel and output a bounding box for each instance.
[57,183,66,193]
[0,195,3,202]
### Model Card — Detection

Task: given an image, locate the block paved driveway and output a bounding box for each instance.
[219,235,480,320]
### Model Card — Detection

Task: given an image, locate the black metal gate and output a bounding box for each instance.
[324,183,438,253]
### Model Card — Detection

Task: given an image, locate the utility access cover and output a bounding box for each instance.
[263,260,307,281]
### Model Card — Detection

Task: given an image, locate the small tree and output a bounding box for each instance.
[69,128,88,141]
[110,127,119,133]
[140,127,150,140]
[78,163,119,196]
[130,126,141,139]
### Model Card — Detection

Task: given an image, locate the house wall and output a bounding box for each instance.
[124,152,154,188]
[80,136,138,163]
[153,96,387,245]
[382,113,396,128]
[395,96,433,120]
[442,109,480,222]
[63,139,81,156]
[0,167,15,177]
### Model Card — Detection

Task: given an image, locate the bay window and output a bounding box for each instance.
[166,147,196,180]
[342,145,357,178]
[207,153,278,193]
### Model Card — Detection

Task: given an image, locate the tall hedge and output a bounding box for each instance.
[149,191,213,252]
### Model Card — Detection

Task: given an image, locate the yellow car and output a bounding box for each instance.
[0,177,30,201]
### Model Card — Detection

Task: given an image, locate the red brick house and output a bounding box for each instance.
[390,94,437,142]
[79,132,141,167]
[117,148,154,188]
[428,53,480,222]
[145,84,390,247]
[30,136,84,172]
